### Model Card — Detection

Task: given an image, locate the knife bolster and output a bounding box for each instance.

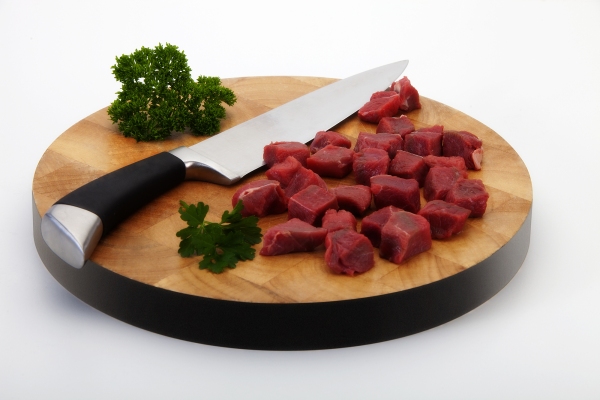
[169,146,241,185]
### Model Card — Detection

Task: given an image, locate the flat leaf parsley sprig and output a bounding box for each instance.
[176,200,262,273]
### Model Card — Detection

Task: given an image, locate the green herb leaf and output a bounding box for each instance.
[107,43,236,141]
[176,200,262,273]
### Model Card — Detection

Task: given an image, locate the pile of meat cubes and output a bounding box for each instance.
[231,77,489,276]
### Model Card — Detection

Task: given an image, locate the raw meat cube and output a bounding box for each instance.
[404,131,443,157]
[358,93,401,123]
[379,211,432,264]
[423,155,467,172]
[415,124,443,134]
[354,132,403,158]
[331,185,372,216]
[423,166,467,201]
[288,185,338,226]
[322,209,357,233]
[370,91,398,100]
[370,175,421,213]
[376,115,415,137]
[265,156,302,188]
[445,179,489,217]
[306,145,354,178]
[231,179,288,217]
[309,130,352,154]
[260,218,328,256]
[263,141,310,167]
[325,229,375,276]
[282,166,328,199]
[389,150,429,187]
[360,205,401,247]
[353,148,390,186]
[418,200,471,239]
[442,130,483,170]
[390,76,421,112]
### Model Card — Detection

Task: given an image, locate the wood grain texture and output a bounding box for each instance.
[32,76,533,304]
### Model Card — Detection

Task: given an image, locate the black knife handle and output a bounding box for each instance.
[57,152,186,233]
[41,152,186,269]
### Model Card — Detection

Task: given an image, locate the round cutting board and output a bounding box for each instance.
[32,76,532,350]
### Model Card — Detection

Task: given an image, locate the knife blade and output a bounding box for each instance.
[41,60,409,269]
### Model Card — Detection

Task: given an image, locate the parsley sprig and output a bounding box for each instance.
[176,200,262,273]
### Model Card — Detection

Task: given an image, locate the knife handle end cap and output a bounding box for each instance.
[41,204,103,269]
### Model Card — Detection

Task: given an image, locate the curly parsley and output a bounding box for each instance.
[176,200,262,273]
[107,43,236,141]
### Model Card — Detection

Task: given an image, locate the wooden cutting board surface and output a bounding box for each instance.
[32,76,533,305]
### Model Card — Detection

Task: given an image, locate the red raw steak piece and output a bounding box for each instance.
[358,93,401,123]
[390,76,421,112]
[260,218,327,256]
[376,115,415,137]
[282,166,328,199]
[423,155,467,172]
[331,185,372,216]
[416,124,443,134]
[231,179,287,217]
[354,132,403,158]
[404,131,443,157]
[288,185,338,226]
[353,148,390,186]
[265,156,302,188]
[445,179,489,217]
[380,211,431,264]
[306,145,354,178]
[423,166,468,201]
[309,130,351,154]
[418,200,471,239]
[360,205,401,247]
[263,141,310,167]
[325,229,375,276]
[370,90,398,100]
[442,130,483,170]
[389,150,429,187]
[322,209,357,233]
[370,174,421,213]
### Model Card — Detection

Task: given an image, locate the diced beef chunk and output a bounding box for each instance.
[390,76,421,112]
[445,179,489,217]
[265,156,302,188]
[376,115,415,137]
[322,209,357,233]
[353,148,390,186]
[404,130,443,157]
[415,124,444,134]
[263,141,310,167]
[325,229,375,276]
[354,132,403,158]
[309,130,352,154]
[423,166,468,201]
[423,155,467,172]
[260,218,327,256]
[232,179,288,217]
[389,150,429,187]
[358,93,401,123]
[370,175,421,213]
[266,156,327,199]
[379,211,431,264]
[288,185,338,226]
[331,185,372,216]
[359,205,401,247]
[418,200,471,239]
[306,145,354,178]
[442,130,483,170]
[370,90,398,100]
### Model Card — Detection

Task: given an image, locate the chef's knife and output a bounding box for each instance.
[41,60,409,269]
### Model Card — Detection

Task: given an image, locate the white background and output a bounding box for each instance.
[2,1,599,398]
